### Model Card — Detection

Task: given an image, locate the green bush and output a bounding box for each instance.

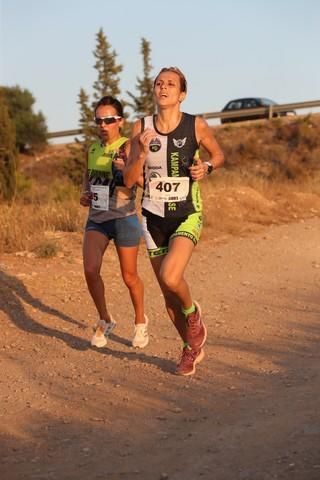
[0,97,17,200]
[33,240,59,258]
[0,85,47,152]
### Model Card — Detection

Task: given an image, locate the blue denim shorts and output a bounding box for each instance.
[85,214,142,247]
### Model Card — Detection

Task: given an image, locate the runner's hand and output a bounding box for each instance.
[80,190,91,207]
[189,159,206,181]
[139,128,158,155]
[113,155,125,171]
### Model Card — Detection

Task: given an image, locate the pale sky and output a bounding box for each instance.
[1,0,319,138]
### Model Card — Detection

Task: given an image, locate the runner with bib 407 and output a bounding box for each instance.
[124,67,224,376]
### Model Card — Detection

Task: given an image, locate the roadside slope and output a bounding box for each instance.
[0,217,319,479]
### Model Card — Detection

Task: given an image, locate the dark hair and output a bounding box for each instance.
[153,67,187,93]
[94,96,124,117]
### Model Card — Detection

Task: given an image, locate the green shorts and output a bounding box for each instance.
[142,211,203,258]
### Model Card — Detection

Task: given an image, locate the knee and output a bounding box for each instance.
[160,271,180,292]
[122,271,140,290]
[84,263,100,282]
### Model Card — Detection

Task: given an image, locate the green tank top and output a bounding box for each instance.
[87,137,137,223]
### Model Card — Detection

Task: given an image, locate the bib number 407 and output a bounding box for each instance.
[155,181,180,193]
[149,176,189,202]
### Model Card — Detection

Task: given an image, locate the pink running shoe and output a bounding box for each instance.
[185,301,207,350]
[175,346,205,376]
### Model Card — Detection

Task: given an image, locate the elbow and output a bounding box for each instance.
[216,152,225,169]
[211,154,224,170]
[123,172,134,189]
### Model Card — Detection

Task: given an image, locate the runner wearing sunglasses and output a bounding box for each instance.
[80,96,148,349]
[94,115,122,126]
[124,67,224,375]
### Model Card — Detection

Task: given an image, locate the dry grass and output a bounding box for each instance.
[0,201,86,253]
[213,114,320,182]
[200,166,320,242]
[0,114,320,254]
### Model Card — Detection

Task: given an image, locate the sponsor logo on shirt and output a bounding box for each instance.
[149,137,161,152]
[149,171,161,179]
[170,152,179,176]
[173,137,187,148]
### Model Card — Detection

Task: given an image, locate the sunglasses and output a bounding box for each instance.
[94,116,122,126]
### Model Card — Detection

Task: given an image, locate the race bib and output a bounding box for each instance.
[90,185,110,210]
[149,177,189,202]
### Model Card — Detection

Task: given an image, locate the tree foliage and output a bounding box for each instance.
[0,95,18,201]
[92,28,123,102]
[127,38,155,117]
[69,29,124,185]
[65,89,96,185]
[0,85,47,152]
[70,31,154,185]
[78,88,96,151]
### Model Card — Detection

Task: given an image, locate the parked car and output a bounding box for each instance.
[220,97,296,124]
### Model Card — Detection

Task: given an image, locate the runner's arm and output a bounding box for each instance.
[123,120,145,188]
[124,121,157,188]
[124,137,144,188]
[196,116,224,171]
[80,153,91,207]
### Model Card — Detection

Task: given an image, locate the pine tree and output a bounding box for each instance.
[78,88,96,150]
[70,28,138,185]
[76,29,123,148]
[0,96,18,201]
[127,38,155,117]
[0,85,47,152]
[92,28,123,102]
[66,88,95,185]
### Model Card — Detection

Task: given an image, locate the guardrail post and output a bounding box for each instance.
[268,105,273,119]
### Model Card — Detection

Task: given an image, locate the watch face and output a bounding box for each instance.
[206,163,213,174]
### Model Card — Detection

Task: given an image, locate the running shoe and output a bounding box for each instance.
[132,315,149,349]
[175,346,204,376]
[91,318,116,348]
[185,301,207,350]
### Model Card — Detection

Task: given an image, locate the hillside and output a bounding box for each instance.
[25,112,320,183]
[13,113,320,254]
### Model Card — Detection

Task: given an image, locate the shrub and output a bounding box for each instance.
[33,240,59,258]
[0,96,17,201]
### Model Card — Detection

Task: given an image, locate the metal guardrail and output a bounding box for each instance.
[197,100,320,121]
[46,100,320,139]
[46,128,84,139]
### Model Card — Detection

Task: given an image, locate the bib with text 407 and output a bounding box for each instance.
[149,177,189,202]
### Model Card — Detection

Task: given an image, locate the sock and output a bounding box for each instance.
[182,303,196,317]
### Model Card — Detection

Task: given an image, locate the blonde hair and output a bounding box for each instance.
[154,67,187,93]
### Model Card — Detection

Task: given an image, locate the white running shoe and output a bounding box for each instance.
[132,315,149,349]
[91,318,116,348]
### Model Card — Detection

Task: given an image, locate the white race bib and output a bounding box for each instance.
[149,177,189,202]
[90,185,110,210]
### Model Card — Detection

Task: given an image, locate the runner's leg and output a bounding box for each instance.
[150,250,189,342]
[83,230,111,321]
[116,245,145,324]
[160,236,195,309]
[163,236,206,351]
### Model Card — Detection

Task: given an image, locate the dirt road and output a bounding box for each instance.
[1,217,320,480]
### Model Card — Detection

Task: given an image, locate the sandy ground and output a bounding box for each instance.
[1,216,320,480]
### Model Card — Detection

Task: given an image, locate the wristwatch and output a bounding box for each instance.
[204,161,214,175]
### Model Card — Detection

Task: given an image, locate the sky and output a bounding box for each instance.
[1,0,319,140]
